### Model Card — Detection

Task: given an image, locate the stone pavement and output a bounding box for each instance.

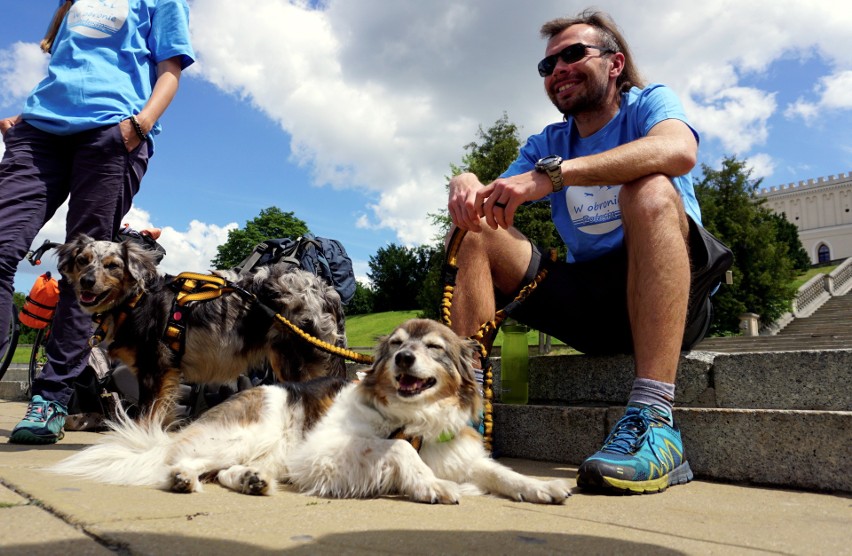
[0,401,849,555]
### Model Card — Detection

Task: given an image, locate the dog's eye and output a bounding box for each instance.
[105,262,121,271]
[426,342,443,351]
[75,255,88,265]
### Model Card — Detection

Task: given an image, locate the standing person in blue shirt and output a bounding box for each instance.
[0,0,194,444]
[447,10,730,493]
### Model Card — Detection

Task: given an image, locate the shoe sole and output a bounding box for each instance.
[9,429,64,444]
[579,461,694,494]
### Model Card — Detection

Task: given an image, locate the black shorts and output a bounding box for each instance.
[501,217,732,355]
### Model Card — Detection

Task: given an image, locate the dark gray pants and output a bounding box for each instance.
[0,121,149,406]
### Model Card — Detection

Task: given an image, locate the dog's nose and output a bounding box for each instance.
[80,274,95,290]
[394,349,415,369]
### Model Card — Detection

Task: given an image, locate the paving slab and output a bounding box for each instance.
[1,399,850,555]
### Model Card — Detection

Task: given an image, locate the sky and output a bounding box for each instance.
[2,0,852,294]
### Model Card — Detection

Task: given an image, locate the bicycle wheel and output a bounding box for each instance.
[0,308,20,381]
[27,326,49,397]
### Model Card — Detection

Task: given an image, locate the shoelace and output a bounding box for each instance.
[23,402,46,421]
[601,410,650,455]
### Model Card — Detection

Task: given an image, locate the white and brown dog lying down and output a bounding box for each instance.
[56,234,347,419]
[51,319,571,504]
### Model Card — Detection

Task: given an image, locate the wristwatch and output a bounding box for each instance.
[535,155,564,193]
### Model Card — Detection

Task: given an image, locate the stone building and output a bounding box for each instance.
[758,172,852,264]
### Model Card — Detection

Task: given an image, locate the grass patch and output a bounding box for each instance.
[344,310,569,352]
[345,310,420,348]
[791,264,838,290]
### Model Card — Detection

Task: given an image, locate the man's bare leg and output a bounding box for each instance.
[446,225,533,344]
[620,174,691,384]
[576,173,695,494]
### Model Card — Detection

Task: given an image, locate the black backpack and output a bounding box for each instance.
[234,234,356,305]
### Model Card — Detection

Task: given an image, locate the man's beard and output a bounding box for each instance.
[550,72,610,118]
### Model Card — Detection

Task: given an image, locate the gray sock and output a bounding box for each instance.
[629,377,675,418]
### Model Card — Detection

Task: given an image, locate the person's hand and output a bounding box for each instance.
[118,118,142,152]
[448,173,488,232]
[0,115,22,137]
[478,170,552,230]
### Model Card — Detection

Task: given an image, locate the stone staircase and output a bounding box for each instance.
[490,347,851,494]
[493,262,852,494]
[694,292,852,353]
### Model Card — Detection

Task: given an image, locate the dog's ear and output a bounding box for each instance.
[56,234,94,278]
[455,335,484,421]
[122,240,159,287]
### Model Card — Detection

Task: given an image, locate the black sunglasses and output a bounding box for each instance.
[537,43,615,77]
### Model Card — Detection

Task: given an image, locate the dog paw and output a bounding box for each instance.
[239,469,272,496]
[171,471,199,494]
[409,479,461,505]
[513,479,572,504]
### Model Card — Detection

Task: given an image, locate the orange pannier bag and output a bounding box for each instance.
[19,272,60,329]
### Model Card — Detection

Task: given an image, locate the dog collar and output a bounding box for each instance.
[436,430,455,443]
[388,427,455,451]
[90,290,145,347]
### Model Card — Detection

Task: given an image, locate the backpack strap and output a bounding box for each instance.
[235,242,270,276]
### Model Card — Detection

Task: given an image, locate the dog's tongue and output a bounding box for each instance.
[80,292,98,304]
[398,374,426,391]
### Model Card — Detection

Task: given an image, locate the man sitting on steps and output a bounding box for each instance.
[446,9,731,494]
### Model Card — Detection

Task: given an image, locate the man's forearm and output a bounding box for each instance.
[563,121,697,186]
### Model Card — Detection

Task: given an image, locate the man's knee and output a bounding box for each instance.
[620,174,687,233]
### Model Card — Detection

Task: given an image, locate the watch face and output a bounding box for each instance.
[538,155,561,169]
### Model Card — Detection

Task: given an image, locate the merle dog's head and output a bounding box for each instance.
[57,234,159,313]
[361,319,483,423]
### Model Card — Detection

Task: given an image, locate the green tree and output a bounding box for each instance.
[767,212,811,272]
[369,244,436,312]
[695,156,798,334]
[212,207,310,269]
[346,282,375,316]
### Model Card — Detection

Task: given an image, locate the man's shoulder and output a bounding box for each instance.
[624,83,677,104]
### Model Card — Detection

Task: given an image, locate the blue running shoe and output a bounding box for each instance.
[9,395,67,444]
[577,403,693,494]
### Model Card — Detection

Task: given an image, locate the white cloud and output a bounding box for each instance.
[117,206,238,274]
[745,153,776,181]
[0,41,48,159]
[184,0,852,244]
[0,41,47,107]
[5,0,852,254]
[785,70,852,124]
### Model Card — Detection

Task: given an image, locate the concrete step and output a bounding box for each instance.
[494,350,852,411]
[492,404,851,493]
[694,335,852,353]
[0,365,30,401]
[489,351,852,493]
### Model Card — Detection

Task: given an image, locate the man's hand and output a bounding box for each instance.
[0,115,22,137]
[449,170,553,231]
[478,170,552,230]
[448,172,488,232]
[118,118,143,152]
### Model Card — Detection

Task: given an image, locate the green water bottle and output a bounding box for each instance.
[500,321,529,404]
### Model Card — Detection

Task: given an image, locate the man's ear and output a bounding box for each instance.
[609,51,625,79]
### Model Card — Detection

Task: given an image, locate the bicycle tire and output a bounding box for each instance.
[0,308,20,381]
[27,326,49,397]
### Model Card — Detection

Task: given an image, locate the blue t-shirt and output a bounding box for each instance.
[502,84,701,263]
[23,0,194,142]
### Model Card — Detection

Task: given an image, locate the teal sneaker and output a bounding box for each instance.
[9,395,67,444]
[577,403,693,494]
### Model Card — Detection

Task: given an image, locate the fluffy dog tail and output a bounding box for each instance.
[48,408,175,489]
